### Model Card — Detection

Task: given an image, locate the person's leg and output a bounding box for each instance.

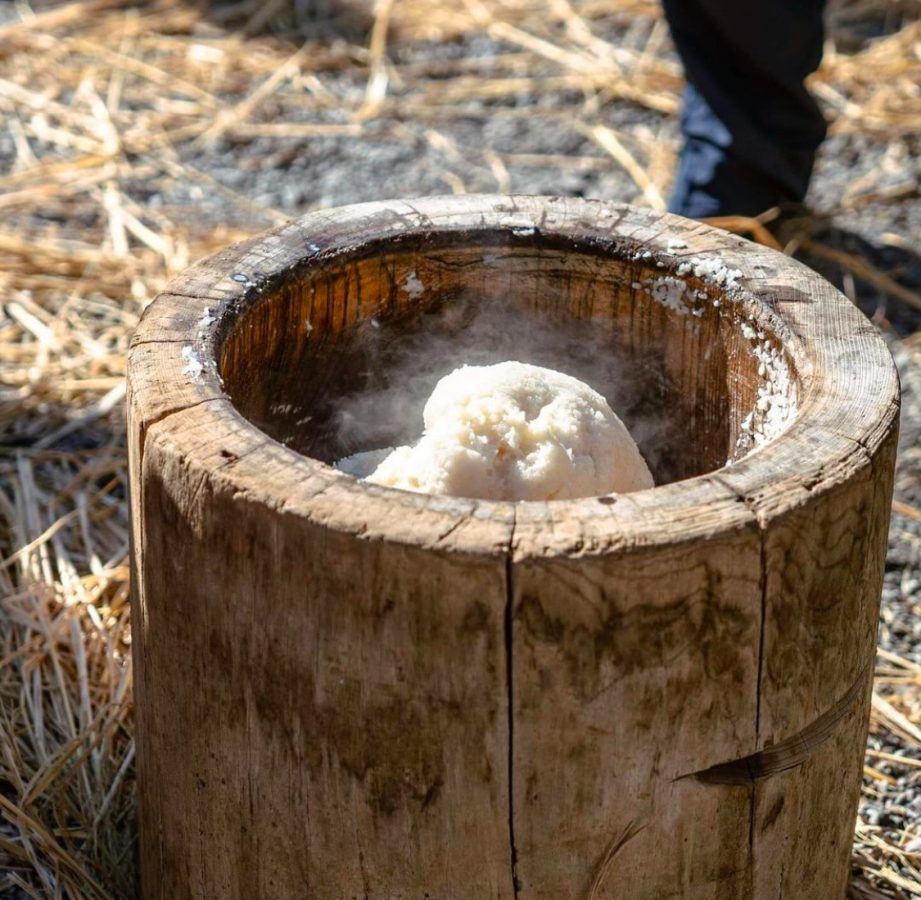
[663,0,827,218]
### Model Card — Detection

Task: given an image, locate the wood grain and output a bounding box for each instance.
[128,196,899,899]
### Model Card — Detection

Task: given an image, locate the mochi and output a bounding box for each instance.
[353,361,653,501]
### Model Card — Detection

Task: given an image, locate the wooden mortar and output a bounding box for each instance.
[127,196,899,899]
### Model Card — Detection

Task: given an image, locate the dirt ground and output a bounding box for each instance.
[0,0,919,896]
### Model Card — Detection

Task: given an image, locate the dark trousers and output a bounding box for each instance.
[662,0,827,218]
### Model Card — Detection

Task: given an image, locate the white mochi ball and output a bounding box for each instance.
[357,361,653,501]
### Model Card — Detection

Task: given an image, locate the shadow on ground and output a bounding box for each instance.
[800,223,921,338]
[191,0,374,42]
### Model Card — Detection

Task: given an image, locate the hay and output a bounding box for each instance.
[0,0,918,896]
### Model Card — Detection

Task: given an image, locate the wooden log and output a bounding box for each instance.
[127,196,899,899]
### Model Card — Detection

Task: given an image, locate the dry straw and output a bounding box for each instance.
[0,0,919,896]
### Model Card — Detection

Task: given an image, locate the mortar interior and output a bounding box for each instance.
[219,233,800,487]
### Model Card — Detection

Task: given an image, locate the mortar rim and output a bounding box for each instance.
[128,195,900,558]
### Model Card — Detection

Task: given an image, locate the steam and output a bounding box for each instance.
[327,294,678,480]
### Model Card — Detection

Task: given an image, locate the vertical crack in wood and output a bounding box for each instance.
[750,525,768,887]
[713,475,769,886]
[754,529,767,740]
[505,511,520,897]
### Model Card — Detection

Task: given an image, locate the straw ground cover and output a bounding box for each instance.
[0,0,919,896]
